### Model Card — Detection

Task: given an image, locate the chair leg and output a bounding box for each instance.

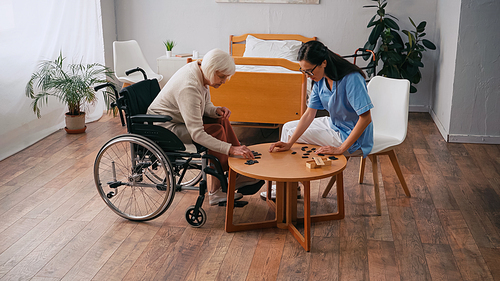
[369,155,381,215]
[387,150,411,198]
[359,157,366,184]
[321,176,336,198]
[321,156,348,198]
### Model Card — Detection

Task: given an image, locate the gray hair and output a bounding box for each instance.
[201,48,235,84]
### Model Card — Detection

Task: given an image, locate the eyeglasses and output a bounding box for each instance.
[299,64,320,76]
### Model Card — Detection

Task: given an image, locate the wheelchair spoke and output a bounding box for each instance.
[110,142,131,173]
[100,143,131,179]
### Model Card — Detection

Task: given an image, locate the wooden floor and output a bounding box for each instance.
[0,112,499,280]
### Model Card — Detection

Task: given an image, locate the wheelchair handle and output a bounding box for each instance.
[93,83,125,127]
[94,83,117,95]
[125,67,147,80]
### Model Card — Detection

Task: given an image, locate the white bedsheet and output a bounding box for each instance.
[235,64,299,73]
[235,65,312,97]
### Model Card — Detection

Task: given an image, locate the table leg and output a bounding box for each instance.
[303,181,311,251]
[289,182,298,223]
[224,169,237,232]
[286,182,293,225]
[286,181,311,252]
[225,168,277,232]
[228,172,343,250]
[276,181,287,229]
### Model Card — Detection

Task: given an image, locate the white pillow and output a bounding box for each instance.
[242,35,302,62]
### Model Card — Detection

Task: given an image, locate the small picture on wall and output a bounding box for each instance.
[216,0,319,3]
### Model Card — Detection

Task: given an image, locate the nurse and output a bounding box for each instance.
[269,40,373,159]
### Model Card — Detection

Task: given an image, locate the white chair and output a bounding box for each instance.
[113,40,163,87]
[322,76,411,215]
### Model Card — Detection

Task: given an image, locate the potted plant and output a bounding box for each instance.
[163,40,176,57]
[363,0,436,93]
[25,52,115,133]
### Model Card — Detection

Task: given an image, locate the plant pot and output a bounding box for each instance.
[65,112,86,134]
[166,50,172,58]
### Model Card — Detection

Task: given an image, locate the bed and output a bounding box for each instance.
[206,34,316,128]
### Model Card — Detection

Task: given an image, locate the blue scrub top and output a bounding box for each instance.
[307,72,374,157]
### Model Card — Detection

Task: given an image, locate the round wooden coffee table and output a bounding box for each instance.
[225,142,347,251]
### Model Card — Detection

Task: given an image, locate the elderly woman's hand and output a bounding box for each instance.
[216,107,231,119]
[229,145,254,159]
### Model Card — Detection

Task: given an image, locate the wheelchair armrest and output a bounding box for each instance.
[204,167,228,193]
[130,114,172,124]
[202,154,228,192]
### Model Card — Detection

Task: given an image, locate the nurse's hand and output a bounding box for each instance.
[269,141,292,152]
[315,145,343,155]
[229,145,254,159]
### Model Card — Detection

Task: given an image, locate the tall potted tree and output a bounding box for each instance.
[25,52,115,133]
[363,0,436,93]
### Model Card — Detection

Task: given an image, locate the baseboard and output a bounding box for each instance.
[409,105,429,113]
[430,109,500,144]
[448,134,500,144]
[429,109,449,142]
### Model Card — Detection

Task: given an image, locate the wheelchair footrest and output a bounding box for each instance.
[107,181,125,189]
[218,200,248,208]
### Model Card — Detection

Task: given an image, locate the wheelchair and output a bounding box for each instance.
[93,68,234,227]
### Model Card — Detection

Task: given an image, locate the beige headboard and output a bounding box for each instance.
[229,34,317,56]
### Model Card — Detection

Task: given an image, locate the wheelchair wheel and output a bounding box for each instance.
[185,205,206,228]
[94,134,175,221]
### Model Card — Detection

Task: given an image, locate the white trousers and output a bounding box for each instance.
[281,116,362,156]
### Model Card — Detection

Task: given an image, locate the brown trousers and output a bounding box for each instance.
[203,117,240,192]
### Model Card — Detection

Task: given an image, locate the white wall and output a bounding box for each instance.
[448,0,500,143]
[431,0,461,138]
[106,0,439,111]
[100,0,117,69]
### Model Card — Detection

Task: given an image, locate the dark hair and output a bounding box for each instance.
[297,40,366,81]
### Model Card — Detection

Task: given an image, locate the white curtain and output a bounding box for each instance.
[0,0,106,160]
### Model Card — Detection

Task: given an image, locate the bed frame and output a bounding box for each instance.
[209,34,316,128]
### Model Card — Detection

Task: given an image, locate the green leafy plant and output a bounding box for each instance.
[25,52,116,117]
[163,40,176,51]
[363,0,436,93]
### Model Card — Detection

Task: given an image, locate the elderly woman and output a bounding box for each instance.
[147,48,260,205]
